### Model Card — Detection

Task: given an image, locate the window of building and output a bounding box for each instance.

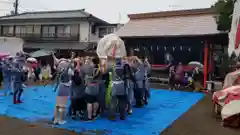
[70,24,79,35]
[15,25,40,36]
[42,25,55,37]
[2,26,13,36]
[99,28,107,38]
[57,25,71,37]
[16,26,24,35]
[107,27,114,33]
[91,25,96,34]
[98,27,114,38]
[33,25,41,34]
[26,25,34,34]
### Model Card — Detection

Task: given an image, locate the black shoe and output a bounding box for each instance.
[84,118,92,122]
[93,114,99,120]
[71,116,76,120]
[128,110,133,115]
[144,100,148,105]
[120,116,125,120]
[134,103,144,108]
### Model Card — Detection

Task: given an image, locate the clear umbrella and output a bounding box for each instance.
[27,57,37,62]
[188,61,204,68]
[30,50,53,58]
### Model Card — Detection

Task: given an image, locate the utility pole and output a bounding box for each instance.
[13,0,19,36]
[14,0,19,15]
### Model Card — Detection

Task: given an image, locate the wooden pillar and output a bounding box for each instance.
[208,44,213,81]
[203,40,208,88]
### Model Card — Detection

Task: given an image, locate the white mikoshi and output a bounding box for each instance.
[96,34,126,72]
[96,33,126,59]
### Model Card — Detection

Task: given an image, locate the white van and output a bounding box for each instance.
[0,37,23,56]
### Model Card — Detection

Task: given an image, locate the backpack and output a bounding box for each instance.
[72,70,82,85]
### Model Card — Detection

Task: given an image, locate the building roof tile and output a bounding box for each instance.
[0,9,109,24]
[0,9,89,20]
[116,8,222,37]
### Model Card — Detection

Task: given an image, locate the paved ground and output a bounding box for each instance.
[0,84,239,135]
[161,95,240,135]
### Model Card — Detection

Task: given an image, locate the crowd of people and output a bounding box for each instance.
[0,52,151,125]
[168,61,203,91]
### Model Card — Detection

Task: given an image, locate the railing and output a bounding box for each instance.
[2,33,14,37]
[15,33,79,41]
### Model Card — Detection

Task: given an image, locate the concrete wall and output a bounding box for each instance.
[79,21,90,42]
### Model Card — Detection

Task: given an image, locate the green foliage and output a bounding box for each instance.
[212,0,236,32]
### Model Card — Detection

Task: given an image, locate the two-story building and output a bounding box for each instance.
[0,9,122,56]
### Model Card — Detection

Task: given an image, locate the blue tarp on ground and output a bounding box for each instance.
[0,85,204,135]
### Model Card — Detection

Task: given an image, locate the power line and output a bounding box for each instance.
[1,0,51,15]
[1,0,51,12]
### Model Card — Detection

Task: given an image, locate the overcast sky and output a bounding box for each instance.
[0,0,217,23]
